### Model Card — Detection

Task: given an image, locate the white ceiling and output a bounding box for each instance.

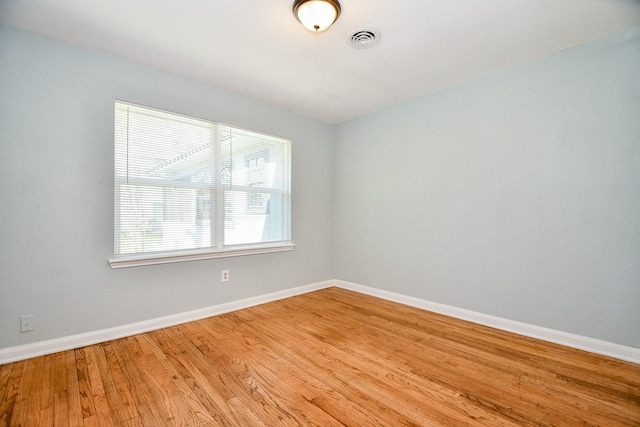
[1,0,640,124]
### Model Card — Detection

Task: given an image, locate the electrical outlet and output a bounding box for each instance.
[20,315,34,332]
[221,270,229,282]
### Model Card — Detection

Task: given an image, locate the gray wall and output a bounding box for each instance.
[0,25,335,348]
[334,28,640,348]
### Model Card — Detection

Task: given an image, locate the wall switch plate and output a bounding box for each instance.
[221,270,229,282]
[20,315,34,332]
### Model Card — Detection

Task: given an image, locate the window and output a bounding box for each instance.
[110,101,293,268]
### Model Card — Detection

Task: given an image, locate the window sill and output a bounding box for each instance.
[109,243,295,269]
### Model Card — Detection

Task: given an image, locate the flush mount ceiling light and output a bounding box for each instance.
[292,0,341,33]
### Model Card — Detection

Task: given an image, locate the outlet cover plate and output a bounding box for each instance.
[20,315,34,332]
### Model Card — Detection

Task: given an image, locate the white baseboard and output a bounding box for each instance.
[335,280,640,365]
[0,280,334,365]
[3,279,639,365]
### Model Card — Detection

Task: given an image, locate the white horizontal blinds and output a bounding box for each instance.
[223,126,290,246]
[114,101,291,257]
[114,102,215,255]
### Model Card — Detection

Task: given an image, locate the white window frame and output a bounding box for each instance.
[109,101,294,268]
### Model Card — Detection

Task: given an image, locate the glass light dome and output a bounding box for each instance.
[293,0,341,33]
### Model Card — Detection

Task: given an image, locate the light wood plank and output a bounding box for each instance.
[0,361,23,427]
[9,356,46,426]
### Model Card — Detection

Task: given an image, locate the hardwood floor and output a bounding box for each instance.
[1,287,639,426]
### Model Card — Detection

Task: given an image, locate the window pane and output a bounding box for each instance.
[117,184,213,254]
[116,104,213,184]
[223,127,287,191]
[224,191,286,246]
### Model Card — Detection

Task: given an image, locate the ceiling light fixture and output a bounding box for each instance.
[292,0,341,33]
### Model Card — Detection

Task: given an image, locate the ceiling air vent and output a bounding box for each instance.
[348,28,380,49]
